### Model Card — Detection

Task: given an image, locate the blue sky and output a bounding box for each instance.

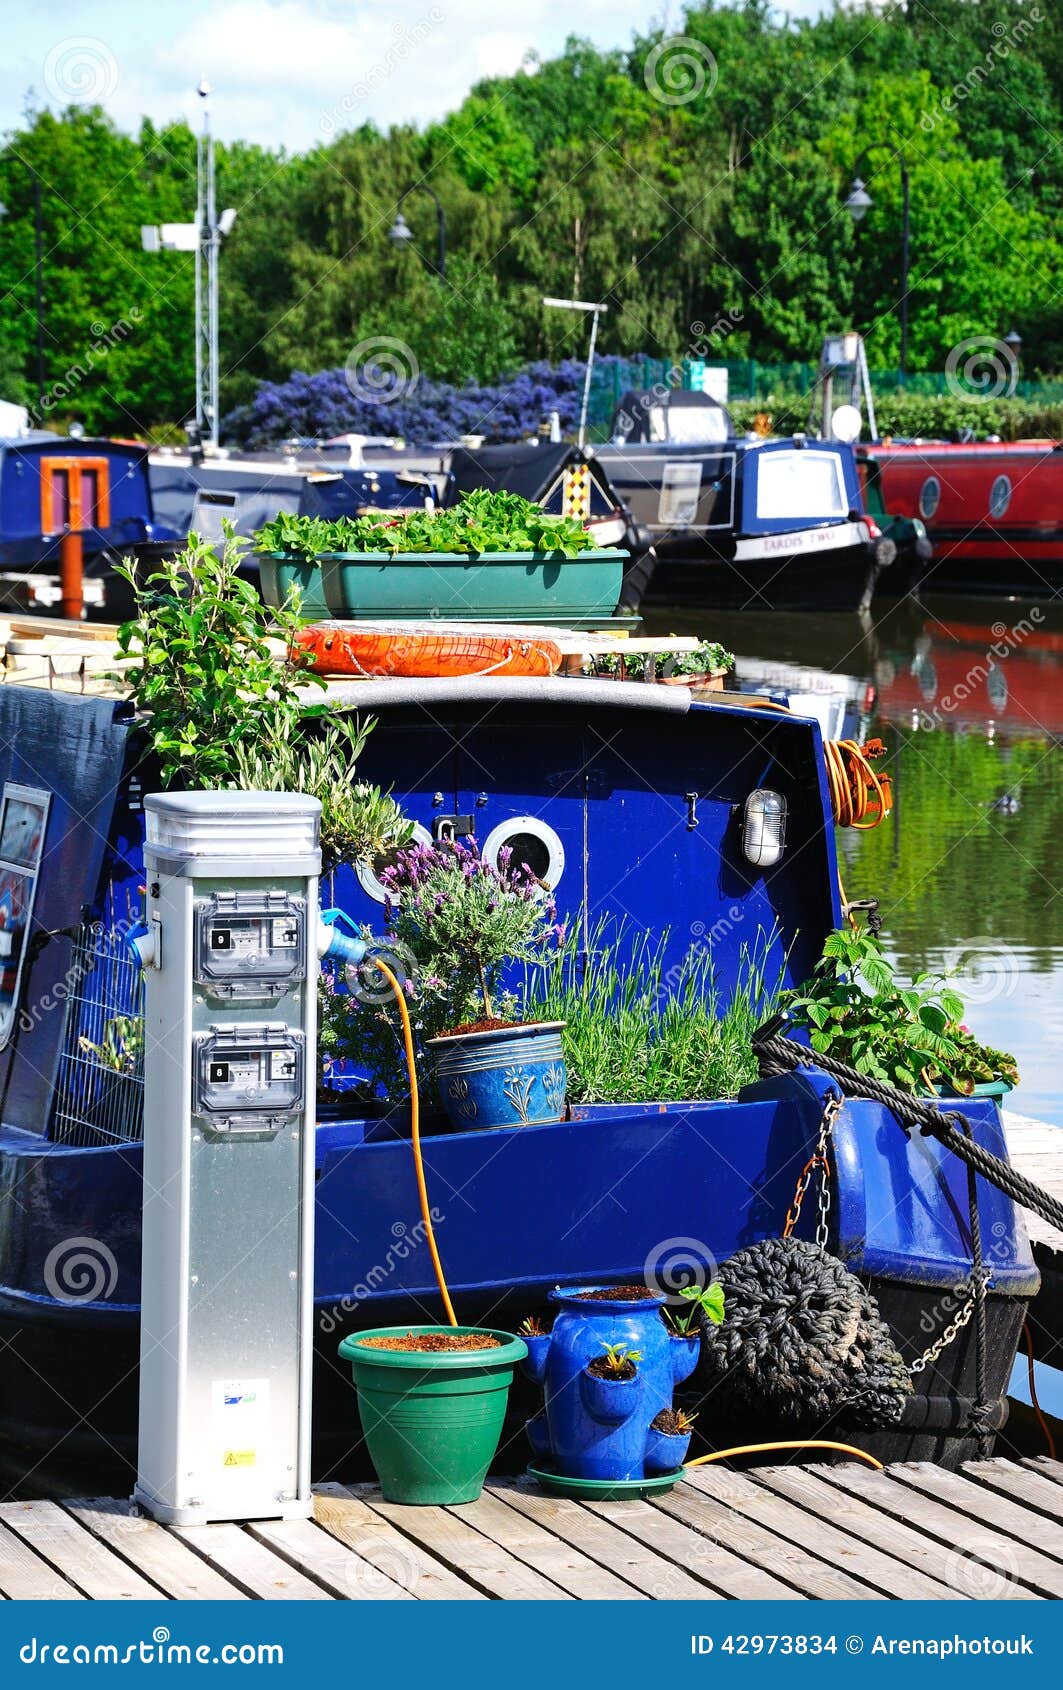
[2,0,824,152]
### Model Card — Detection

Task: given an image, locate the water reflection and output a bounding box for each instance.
[642,596,1063,1125]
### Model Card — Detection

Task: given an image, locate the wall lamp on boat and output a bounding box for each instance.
[740,789,788,868]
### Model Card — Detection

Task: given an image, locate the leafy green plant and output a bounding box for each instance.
[662,1283,726,1335]
[78,1014,143,1074]
[523,918,785,1105]
[595,1343,642,1378]
[255,488,597,563]
[594,641,734,681]
[113,525,408,872]
[517,1315,547,1337]
[783,927,1019,1095]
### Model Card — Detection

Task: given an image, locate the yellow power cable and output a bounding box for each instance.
[368,956,457,1326]
[685,1438,883,1471]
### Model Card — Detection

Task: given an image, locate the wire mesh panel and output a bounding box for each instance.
[49,923,145,1146]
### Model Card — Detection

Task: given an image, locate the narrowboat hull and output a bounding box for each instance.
[865,442,1063,596]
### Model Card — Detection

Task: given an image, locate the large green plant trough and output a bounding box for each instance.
[259,548,626,627]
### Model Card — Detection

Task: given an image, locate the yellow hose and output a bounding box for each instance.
[368,957,457,1326]
[364,963,887,1468]
[685,1439,883,1470]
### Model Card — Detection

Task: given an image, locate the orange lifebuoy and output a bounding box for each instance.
[294,622,562,679]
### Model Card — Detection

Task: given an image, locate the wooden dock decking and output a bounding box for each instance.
[1,1459,1062,1600]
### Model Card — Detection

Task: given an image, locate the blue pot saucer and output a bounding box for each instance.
[526,1463,685,1501]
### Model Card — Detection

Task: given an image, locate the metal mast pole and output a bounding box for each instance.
[195,86,220,449]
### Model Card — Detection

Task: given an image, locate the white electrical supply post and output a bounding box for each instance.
[542,297,608,450]
[132,790,364,1526]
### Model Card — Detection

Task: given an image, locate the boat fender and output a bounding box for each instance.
[696,1235,911,1431]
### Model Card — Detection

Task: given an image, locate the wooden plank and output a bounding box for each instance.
[653,1477,881,1600]
[580,1496,803,1600]
[1023,1457,1063,1489]
[0,1520,84,1600]
[490,1479,752,1599]
[361,1490,573,1600]
[682,1466,908,1599]
[1003,1113,1063,1252]
[65,1500,244,1601]
[175,1523,332,1600]
[0,1501,163,1600]
[748,1466,971,1599]
[961,1458,1063,1523]
[890,1463,1063,1565]
[249,1518,412,1600]
[313,1485,484,1600]
[812,1464,1050,1598]
[447,1488,644,1599]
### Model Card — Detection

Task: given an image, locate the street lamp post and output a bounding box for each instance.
[844,141,911,379]
[388,185,446,277]
[0,168,46,408]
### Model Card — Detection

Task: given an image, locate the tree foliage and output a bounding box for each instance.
[2,1,1061,435]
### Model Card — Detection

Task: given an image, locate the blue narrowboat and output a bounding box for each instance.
[0,433,180,614]
[0,674,1038,1486]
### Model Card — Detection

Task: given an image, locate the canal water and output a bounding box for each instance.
[644,593,1063,1129]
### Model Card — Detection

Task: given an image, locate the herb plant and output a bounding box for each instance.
[595,640,734,680]
[255,488,597,563]
[523,918,784,1105]
[662,1283,726,1335]
[783,927,1019,1095]
[113,525,408,871]
[595,1343,642,1378]
[378,837,562,1025]
[79,1014,143,1074]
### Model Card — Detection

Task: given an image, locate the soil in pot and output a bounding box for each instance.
[574,1285,660,1302]
[439,1017,537,1037]
[650,1408,685,1434]
[356,1331,503,1353]
[586,1355,638,1381]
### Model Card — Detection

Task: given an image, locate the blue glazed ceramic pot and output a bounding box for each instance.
[521,1285,700,1481]
[645,1425,692,1474]
[427,1021,566,1131]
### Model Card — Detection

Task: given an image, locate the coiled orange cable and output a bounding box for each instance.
[825,737,893,830]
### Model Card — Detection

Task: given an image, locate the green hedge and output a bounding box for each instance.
[728,394,1063,443]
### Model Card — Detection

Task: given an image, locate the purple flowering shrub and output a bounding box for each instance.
[222,355,647,449]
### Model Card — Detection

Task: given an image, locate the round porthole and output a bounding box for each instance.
[482,817,565,889]
[989,474,1012,519]
[355,821,432,904]
[918,476,941,520]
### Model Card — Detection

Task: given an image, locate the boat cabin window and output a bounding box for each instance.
[755,450,848,521]
[0,784,50,1051]
[650,404,730,445]
[919,476,941,520]
[482,817,565,890]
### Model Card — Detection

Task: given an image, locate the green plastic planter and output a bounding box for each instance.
[259,548,626,626]
[338,1325,527,1504]
[257,553,330,619]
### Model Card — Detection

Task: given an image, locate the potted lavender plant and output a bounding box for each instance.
[379,838,566,1130]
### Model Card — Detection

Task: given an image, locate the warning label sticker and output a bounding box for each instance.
[223,1450,256,1468]
[211,1378,270,1473]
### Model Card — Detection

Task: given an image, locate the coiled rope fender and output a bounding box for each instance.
[697,1236,911,1430]
[824,737,893,829]
[753,1028,1063,1238]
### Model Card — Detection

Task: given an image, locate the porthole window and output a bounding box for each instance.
[918,476,941,520]
[355,821,432,904]
[482,817,565,890]
[989,474,1012,519]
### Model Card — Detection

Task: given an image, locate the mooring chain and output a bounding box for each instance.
[783,1092,843,1248]
[909,1275,989,1374]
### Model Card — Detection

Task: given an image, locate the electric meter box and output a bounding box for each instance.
[134,791,321,1526]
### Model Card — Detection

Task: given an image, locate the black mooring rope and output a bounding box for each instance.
[753,1030,1063,1237]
